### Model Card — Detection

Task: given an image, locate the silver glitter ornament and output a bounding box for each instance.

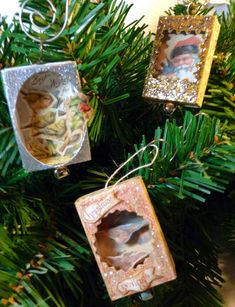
[1,61,91,172]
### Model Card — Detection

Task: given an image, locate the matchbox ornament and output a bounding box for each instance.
[1,61,91,173]
[75,176,176,301]
[143,15,220,108]
[1,0,91,177]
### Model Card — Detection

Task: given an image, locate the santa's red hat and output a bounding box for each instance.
[170,36,201,59]
[174,36,200,49]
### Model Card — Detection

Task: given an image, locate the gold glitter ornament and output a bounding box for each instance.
[143,15,220,109]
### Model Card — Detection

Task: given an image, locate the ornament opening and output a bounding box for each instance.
[15,71,87,166]
[95,210,153,271]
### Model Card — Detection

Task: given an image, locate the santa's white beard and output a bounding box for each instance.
[174,65,197,82]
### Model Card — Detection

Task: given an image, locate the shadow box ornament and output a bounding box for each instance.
[75,144,177,301]
[1,0,91,176]
[1,62,91,173]
[142,15,220,110]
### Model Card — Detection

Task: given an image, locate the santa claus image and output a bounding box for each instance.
[159,35,201,82]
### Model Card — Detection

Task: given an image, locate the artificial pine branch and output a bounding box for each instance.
[86,112,234,203]
[80,111,234,306]
[8,0,152,144]
[0,221,92,306]
[203,52,235,130]
[216,0,235,57]
[0,1,234,306]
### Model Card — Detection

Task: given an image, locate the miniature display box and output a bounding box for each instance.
[143,15,220,108]
[75,176,176,300]
[1,61,91,172]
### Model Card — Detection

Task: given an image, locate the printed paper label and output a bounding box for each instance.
[81,193,120,223]
[118,267,157,294]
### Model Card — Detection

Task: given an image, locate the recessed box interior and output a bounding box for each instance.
[143,16,220,107]
[75,176,176,300]
[1,61,91,171]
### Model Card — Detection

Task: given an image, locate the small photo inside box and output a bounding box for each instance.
[95,210,153,271]
[142,16,220,107]
[1,61,91,171]
[154,31,204,83]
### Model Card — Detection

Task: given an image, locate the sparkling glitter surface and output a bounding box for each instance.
[143,15,221,108]
[1,61,91,171]
[75,176,177,301]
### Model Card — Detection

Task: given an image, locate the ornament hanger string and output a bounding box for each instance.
[19,0,69,59]
[105,141,161,189]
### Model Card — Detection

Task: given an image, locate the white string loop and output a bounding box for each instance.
[105,142,159,189]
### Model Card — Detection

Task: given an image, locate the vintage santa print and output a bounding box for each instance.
[143,15,220,107]
[155,33,203,83]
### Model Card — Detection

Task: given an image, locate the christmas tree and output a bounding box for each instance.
[0,0,234,306]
